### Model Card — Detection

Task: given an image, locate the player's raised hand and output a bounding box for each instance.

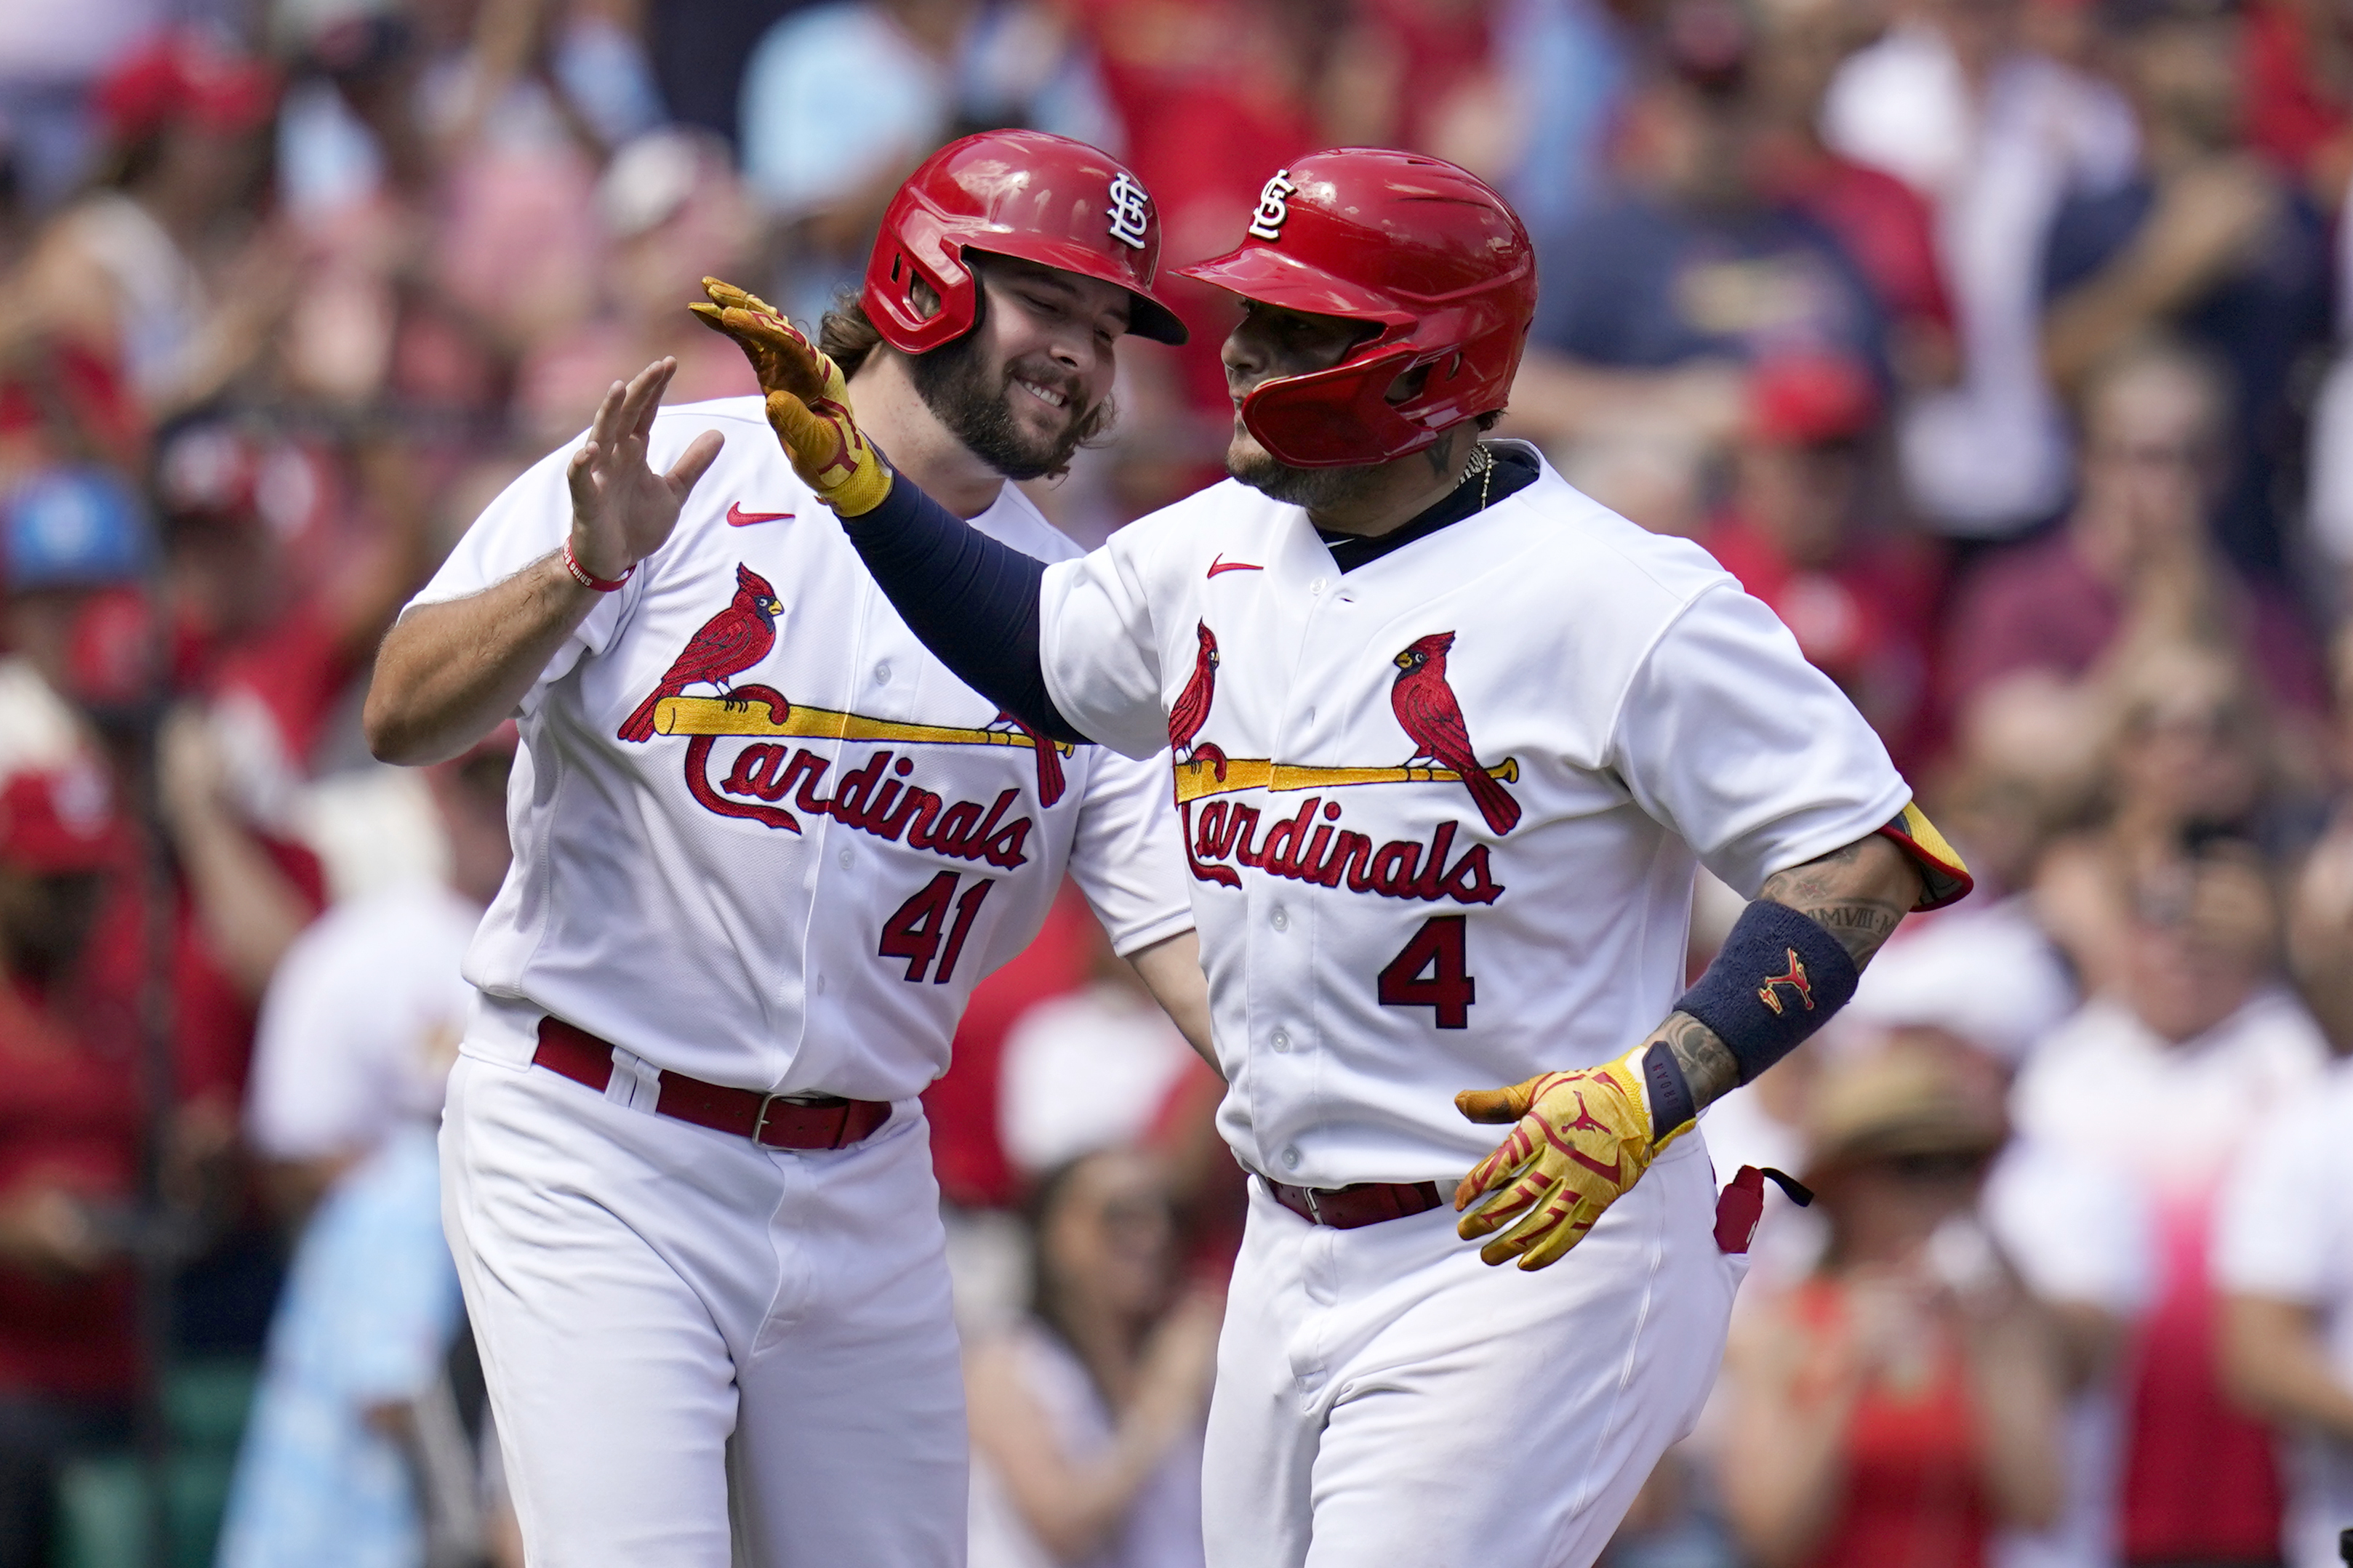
[1452,1046,1695,1271]
[690,277,894,517]
[566,357,725,584]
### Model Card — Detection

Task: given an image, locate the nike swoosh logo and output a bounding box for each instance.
[1206,555,1262,577]
[727,503,795,527]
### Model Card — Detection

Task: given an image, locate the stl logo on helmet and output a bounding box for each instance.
[1105,172,1153,250]
[1248,171,1299,241]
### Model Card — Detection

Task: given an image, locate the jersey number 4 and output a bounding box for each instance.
[881,872,995,984]
[1376,915,1476,1029]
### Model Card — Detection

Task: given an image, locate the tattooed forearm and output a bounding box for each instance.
[1654,1010,1739,1109]
[1616,837,1921,1120]
[1760,835,1921,968]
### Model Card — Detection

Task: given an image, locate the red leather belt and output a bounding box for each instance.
[532,1017,892,1151]
[1264,1177,1446,1230]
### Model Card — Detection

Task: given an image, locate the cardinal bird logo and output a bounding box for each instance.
[992,710,1067,807]
[1390,631,1521,836]
[1167,621,1227,780]
[616,563,787,742]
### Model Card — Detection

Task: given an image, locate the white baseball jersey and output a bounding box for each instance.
[409,396,1192,1098]
[1035,441,1912,1188]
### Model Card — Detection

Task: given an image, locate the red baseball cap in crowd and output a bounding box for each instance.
[0,767,121,875]
[1747,353,1881,446]
[93,31,278,143]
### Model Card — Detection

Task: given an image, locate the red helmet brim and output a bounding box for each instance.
[964,238,1189,345]
[1175,245,1416,328]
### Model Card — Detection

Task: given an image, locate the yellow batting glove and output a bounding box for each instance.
[689,277,894,517]
[1453,1043,1696,1271]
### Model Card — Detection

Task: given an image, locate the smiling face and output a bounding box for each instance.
[908,253,1131,481]
[1219,300,1390,507]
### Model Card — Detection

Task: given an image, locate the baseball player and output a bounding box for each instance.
[361,130,1211,1567]
[700,146,1973,1567]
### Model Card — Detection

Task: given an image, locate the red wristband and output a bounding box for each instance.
[563,539,632,592]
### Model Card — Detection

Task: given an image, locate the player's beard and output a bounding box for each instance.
[1225,423,1392,511]
[910,337,1107,482]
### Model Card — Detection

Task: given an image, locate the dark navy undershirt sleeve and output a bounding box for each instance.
[840,475,1090,746]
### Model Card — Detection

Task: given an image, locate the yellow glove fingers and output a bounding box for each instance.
[1468,1175,1581,1260]
[700,276,779,318]
[1455,1141,1549,1232]
[1454,1119,1538,1210]
[718,307,835,403]
[1512,1205,1598,1271]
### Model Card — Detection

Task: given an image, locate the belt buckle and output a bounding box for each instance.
[750,1091,790,1147]
[1303,1186,1323,1225]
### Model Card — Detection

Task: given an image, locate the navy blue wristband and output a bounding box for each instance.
[1672,899,1859,1085]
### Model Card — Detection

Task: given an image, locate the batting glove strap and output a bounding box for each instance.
[1674,898,1859,1086]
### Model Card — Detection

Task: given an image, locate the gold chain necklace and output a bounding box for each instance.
[1465,442,1494,510]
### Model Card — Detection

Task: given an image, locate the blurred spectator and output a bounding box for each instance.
[1717,1038,2069,1567]
[12,30,289,423]
[739,0,974,325]
[646,0,803,150]
[156,414,434,842]
[2032,646,2282,995]
[0,466,157,715]
[2212,827,2353,1568]
[1513,1,1892,531]
[241,728,513,1222]
[1704,352,1940,770]
[215,728,515,1568]
[1824,0,2137,541]
[1844,948,2149,1568]
[1942,339,2329,723]
[996,905,1237,1281]
[999,957,1203,1184]
[0,0,169,209]
[2242,0,2353,207]
[0,764,135,1568]
[513,127,759,445]
[1067,0,1328,417]
[2013,840,2326,1567]
[1493,0,1636,237]
[0,763,240,1568]
[966,1148,1219,1568]
[1747,0,1959,390]
[2040,0,2332,582]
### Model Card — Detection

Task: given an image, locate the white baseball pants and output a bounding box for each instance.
[440,1051,966,1568]
[1202,1132,1741,1568]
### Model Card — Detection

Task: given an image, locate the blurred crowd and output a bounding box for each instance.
[4,0,2353,1565]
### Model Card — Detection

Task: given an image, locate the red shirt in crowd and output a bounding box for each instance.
[1752,140,1956,350]
[1794,1280,1995,1568]
[1941,531,2330,717]
[1706,512,1943,776]
[0,861,262,1399]
[2244,0,2352,187]
[2120,1198,2285,1563]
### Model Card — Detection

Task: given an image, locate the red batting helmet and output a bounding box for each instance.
[1177,149,1536,468]
[863,130,1188,355]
